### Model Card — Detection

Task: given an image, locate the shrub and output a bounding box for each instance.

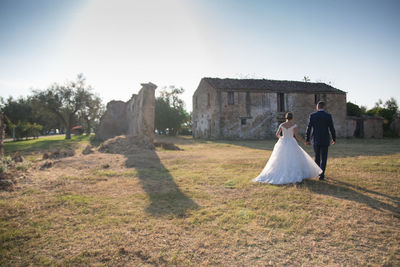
[0,162,8,174]
[0,156,14,174]
[15,161,31,171]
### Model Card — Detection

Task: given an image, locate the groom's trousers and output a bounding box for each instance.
[313,145,329,176]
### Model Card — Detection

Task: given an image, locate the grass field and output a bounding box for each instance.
[1,135,399,266]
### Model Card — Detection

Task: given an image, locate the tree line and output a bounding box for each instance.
[1,75,191,140]
[1,74,104,140]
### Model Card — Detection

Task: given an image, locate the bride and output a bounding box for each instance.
[253,112,322,184]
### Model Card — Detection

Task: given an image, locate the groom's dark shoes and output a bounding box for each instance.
[319,174,325,180]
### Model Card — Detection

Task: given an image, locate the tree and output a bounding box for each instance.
[28,97,62,135]
[367,98,398,121]
[366,97,399,135]
[78,93,104,135]
[32,74,93,139]
[155,86,190,135]
[0,97,49,139]
[347,102,363,116]
[303,76,310,82]
[1,97,33,127]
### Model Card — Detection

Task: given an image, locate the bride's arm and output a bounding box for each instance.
[294,127,306,144]
[275,125,282,138]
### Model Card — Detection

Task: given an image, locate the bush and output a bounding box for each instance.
[16,161,31,171]
[0,156,14,174]
[0,162,8,174]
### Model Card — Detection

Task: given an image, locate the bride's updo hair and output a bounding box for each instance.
[285,112,293,120]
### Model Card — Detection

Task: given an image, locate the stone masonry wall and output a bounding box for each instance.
[218,91,279,139]
[192,80,218,138]
[95,101,128,140]
[96,82,157,141]
[391,118,400,137]
[127,83,157,142]
[364,117,383,138]
[325,93,347,138]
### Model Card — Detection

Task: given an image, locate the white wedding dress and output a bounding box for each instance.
[253,124,322,184]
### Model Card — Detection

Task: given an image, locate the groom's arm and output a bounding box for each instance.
[306,115,312,142]
[329,114,336,143]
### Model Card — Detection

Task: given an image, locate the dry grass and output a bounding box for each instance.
[1,136,399,266]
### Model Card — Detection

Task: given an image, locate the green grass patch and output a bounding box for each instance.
[4,135,90,155]
[57,194,92,208]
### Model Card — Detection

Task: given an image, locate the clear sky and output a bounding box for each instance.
[1,0,399,111]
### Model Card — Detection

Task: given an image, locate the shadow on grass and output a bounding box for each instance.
[302,179,400,216]
[211,138,400,158]
[124,149,198,217]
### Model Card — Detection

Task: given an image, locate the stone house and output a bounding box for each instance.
[192,78,347,139]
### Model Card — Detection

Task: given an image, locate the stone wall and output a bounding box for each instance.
[346,116,358,137]
[364,116,383,138]
[325,94,347,137]
[218,91,279,139]
[391,118,400,136]
[192,80,219,138]
[95,101,128,140]
[345,116,383,138]
[96,82,157,141]
[127,83,157,142]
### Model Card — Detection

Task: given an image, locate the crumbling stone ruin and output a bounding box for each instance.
[96,82,157,143]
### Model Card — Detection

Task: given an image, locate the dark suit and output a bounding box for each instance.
[306,110,336,178]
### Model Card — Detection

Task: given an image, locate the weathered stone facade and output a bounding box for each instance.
[96,82,157,141]
[364,117,384,138]
[192,78,347,139]
[391,117,400,137]
[346,116,384,138]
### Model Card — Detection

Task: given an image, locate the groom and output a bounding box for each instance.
[306,101,336,180]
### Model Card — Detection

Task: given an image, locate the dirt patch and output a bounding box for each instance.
[0,172,15,191]
[82,145,94,155]
[40,161,55,170]
[43,147,75,160]
[12,152,24,163]
[154,142,182,151]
